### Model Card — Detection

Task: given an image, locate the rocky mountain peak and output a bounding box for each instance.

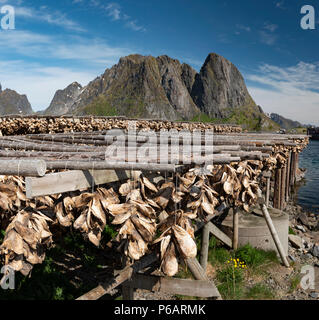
[45,82,82,116]
[191,52,254,118]
[0,87,33,115]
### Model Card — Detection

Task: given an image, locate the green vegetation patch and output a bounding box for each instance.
[246,283,274,300]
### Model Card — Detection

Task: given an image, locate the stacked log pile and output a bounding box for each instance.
[0,119,309,281]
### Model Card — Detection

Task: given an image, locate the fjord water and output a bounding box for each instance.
[296,140,319,213]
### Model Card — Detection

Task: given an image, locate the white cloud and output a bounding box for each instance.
[275,1,285,10]
[0,30,134,110]
[183,58,202,69]
[0,61,97,111]
[105,3,121,21]
[125,20,146,32]
[86,1,146,32]
[247,62,319,125]
[15,6,85,32]
[264,23,278,32]
[0,30,132,64]
[259,30,277,45]
[236,24,251,32]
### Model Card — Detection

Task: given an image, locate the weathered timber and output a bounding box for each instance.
[233,209,239,250]
[200,224,210,271]
[126,274,220,298]
[285,152,291,202]
[207,222,232,248]
[258,192,290,268]
[273,168,281,209]
[76,252,159,300]
[280,165,287,210]
[44,160,181,172]
[0,138,97,152]
[0,159,46,177]
[121,283,135,300]
[186,257,210,281]
[186,257,222,299]
[25,169,134,198]
[266,176,271,208]
[25,134,148,145]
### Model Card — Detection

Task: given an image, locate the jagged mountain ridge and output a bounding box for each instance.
[0,84,33,115]
[45,82,82,116]
[41,52,277,130]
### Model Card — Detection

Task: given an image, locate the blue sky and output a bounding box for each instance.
[0,0,319,124]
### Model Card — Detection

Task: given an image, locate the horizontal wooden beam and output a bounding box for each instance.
[44,161,181,172]
[127,274,220,298]
[25,169,133,198]
[0,159,46,177]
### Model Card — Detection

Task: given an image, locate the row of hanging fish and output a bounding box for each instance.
[0,117,242,136]
[0,155,299,278]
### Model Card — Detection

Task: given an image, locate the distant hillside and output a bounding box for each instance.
[0,84,33,115]
[44,82,82,116]
[270,113,302,130]
[44,53,278,131]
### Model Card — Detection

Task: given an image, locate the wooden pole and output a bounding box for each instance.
[280,165,287,210]
[233,208,239,250]
[285,152,291,202]
[266,177,271,208]
[0,159,46,177]
[122,282,135,300]
[263,171,272,208]
[273,168,281,209]
[200,224,210,271]
[259,201,290,268]
[290,152,296,187]
[45,160,180,172]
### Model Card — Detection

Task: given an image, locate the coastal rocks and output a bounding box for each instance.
[288,255,296,262]
[297,212,310,227]
[311,245,319,258]
[310,292,319,299]
[289,235,303,249]
[296,225,306,233]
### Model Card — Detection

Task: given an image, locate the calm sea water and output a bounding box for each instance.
[296,139,319,213]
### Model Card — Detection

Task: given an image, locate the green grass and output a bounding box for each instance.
[289,227,296,235]
[208,237,232,265]
[289,274,301,293]
[175,265,194,280]
[207,239,279,300]
[103,224,118,242]
[246,283,275,300]
[216,265,244,300]
[0,230,5,243]
[78,95,118,116]
[190,113,234,125]
[235,244,278,269]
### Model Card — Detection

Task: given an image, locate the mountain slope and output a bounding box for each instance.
[44,53,278,130]
[0,85,33,115]
[270,113,302,130]
[70,54,200,120]
[45,82,82,116]
[191,53,254,118]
